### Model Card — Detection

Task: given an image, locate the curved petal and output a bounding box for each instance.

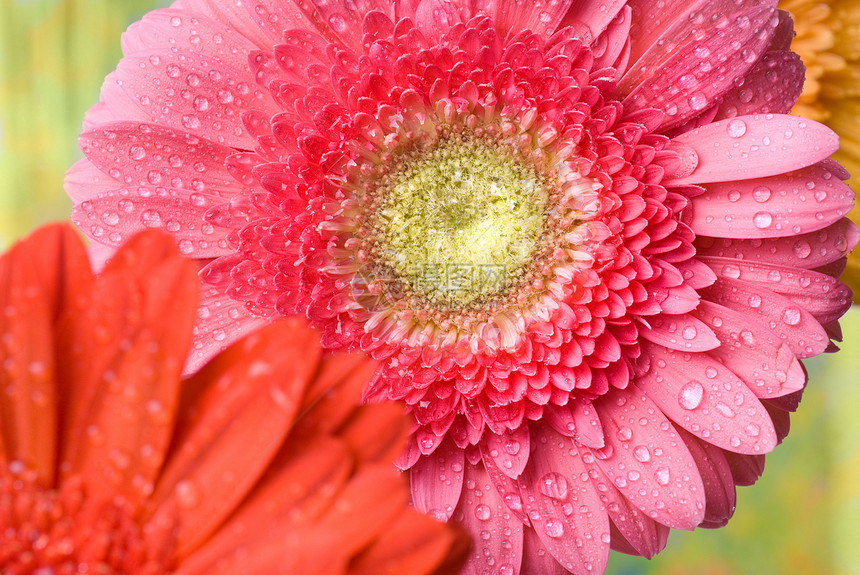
[694,300,805,399]
[480,423,531,479]
[636,342,778,455]
[411,437,465,521]
[590,387,705,530]
[113,50,279,148]
[72,187,233,259]
[666,114,839,185]
[637,312,720,352]
[695,218,860,270]
[60,231,198,508]
[455,462,524,575]
[687,163,854,238]
[518,424,611,574]
[622,6,778,131]
[79,122,244,197]
[701,277,830,359]
[146,318,321,558]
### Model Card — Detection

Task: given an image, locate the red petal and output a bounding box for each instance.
[59,230,197,507]
[0,224,93,482]
[146,318,320,557]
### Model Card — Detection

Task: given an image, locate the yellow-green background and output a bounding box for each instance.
[1,1,858,573]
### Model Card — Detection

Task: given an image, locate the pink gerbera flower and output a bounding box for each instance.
[67,0,858,572]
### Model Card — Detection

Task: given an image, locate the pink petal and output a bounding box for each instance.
[715,51,805,118]
[243,0,323,44]
[701,277,830,359]
[179,0,275,48]
[590,387,705,530]
[521,527,569,575]
[122,9,260,70]
[624,0,774,91]
[455,463,524,575]
[545,398,606,449]
[65,159,127,203]
[186,287,270,373]
[637,313,720,352]
[665,114,839,185]
[702,256,853,325]
[591,6,631,71]
[113,50,279,148]
[483,452,530,524]
[637,342,778,455]
[79,122,243,198]
[687,163,854,238]
[480,424,530,479]
[622,5,778,130]
[723,452,765,486]
[695,218,860,269]
[589,479,667,559]
[72,187,232,259]
[677,429,736,527]
[518,424,611,574]
[410,437,465,521]
[695,300,805,398]
[558,0,628,40]
[92,71,153,129]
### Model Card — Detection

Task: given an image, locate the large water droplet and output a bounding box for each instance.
[678,381,704,410]
[655,467,670,486]
[544,519,565,538]
[726,119,747,138]
[538,472,569,500]
[474,504,492,521]
[753,212,773,229]
[633,445,651,462]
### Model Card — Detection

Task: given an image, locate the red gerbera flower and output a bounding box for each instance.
[66,0,858,572]
[0,223,466,574]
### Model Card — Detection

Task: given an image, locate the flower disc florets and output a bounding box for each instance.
[68,0,859,572]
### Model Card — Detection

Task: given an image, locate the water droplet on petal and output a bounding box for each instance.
[726,119,747,138]
[538,472,569,500]
[753,212,773,229]
[544,519,564,538]
[678,381,704,410]
[474,504,492,521]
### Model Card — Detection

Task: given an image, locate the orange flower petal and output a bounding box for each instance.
[312,464,409,557]
[0,224,92,482]
[337,402,410,468]
[58,230,198,507]
[293,352,378,436]
[348,509,470,575]
[176,434,352,574]
[146,318,321,558]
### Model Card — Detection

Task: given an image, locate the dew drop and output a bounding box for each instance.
[538,472,569,500]
[175,479,200,508]
[678,381,704,410]
[753,212,773,229]
[655,467,671,486]
[726,119,747,138]
[544,519,564,538]
[782,307,801,326]
[474,504,492,521]
[633,445,651,462]
[752,186,771,202]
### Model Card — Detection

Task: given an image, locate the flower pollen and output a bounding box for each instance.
[375,134,548,307]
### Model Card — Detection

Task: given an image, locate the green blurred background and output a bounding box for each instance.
[0,1,858,573]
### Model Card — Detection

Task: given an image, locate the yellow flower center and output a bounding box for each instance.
[375,135,549,306]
